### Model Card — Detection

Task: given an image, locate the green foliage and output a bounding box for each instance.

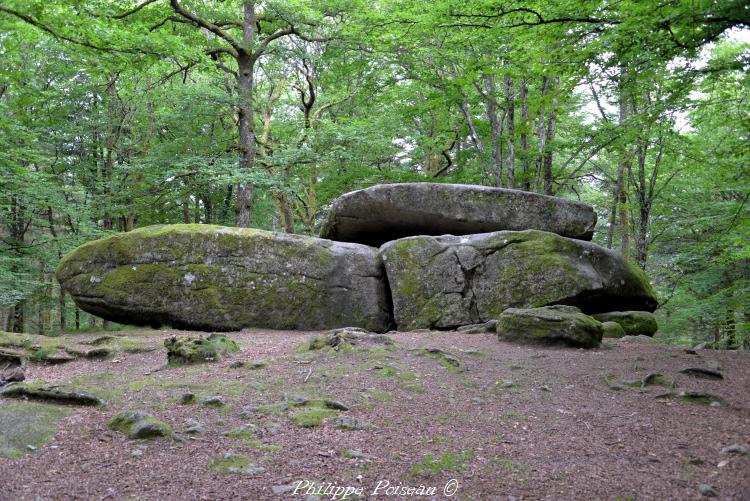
[0,1,747,347]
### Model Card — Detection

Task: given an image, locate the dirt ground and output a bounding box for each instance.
[1,327,748,501]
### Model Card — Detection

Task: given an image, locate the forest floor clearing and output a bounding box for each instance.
[0,328,748,500]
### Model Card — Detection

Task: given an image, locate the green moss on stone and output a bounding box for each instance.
[164,334,240,365]
[0,402,71,458]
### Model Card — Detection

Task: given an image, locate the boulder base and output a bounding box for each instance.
[496,305,603,348]
[380,230,657,330]
[592,311,658,336]
[601,321,626,338]
[321,183,597,246]
[56,224,392,332]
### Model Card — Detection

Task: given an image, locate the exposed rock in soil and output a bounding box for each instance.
[0,366,24,387]
[620,335,655,344]
[320,183,597,246]
[698,484,719,497]
[380,230,657,330]
[332,415,377,431]
[165,334,240,365]
[0,401,71,458]
[592,311,658,336]
[413,348,462,371]
[496,305,603,348]
[108,411,172,439]
[183,419,206,435]
[720,444,748,455]
[304,328,394,351]
[456,321,497,334]
[0,383,106,406]
[679,368,724,380]
[56,224,392,332]
[209,453,264,476]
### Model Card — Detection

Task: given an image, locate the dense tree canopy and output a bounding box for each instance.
[0,0,748,346]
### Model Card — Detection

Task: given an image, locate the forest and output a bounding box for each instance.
[1,0,748,347]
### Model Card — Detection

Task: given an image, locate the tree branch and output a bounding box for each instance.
[168,0,243,54]
[0,6,160,55]
[113,0,160,20]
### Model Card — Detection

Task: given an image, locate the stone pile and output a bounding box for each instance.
[57,183,658,348]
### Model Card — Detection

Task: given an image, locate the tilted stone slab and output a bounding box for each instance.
[380,229,658,330]
[56,225,392,332]
[321,183,597,246]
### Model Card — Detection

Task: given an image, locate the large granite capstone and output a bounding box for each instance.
[56,225,391,332]
[321,183,597,246]
[380,229,658,330]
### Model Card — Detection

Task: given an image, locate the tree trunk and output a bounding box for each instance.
[235,30,256,227]
[182,191,191,223]
[10,302,24,334]
[533,76,550,192]
[59,289,67,333]
[505,76,515,189]
[485,75,503,187]
[635,141,649,268]
[519,80,530,191]
[542,77,558,195]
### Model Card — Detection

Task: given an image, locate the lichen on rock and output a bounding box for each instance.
[496,305,604,348]
[56,224,392,332]
[108,411,172,439]
[380,230,658,330]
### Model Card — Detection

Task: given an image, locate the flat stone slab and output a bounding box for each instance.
[56,224,392,332]
[380,229,657,330]
[321,183,597,246]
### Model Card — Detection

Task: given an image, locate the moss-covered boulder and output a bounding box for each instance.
[321,183,597,246]
[380,230,658,330]
[164,334,239,364]
[601,321,626,338]
[592,311,658,336]
[108,411,172,439]
[56,224,391,332]
[496,305,604,348]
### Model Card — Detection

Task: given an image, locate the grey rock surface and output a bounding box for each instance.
[321,183,597,246]
[56,224,392,332]
[380,229,658,330]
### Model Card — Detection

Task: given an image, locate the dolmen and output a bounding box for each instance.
[57,183,659,348]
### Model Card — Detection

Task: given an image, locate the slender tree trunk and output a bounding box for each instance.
[103,79,118,231]
[520,80,530,191]
[235,4,257,228]
[542,77,558,195]
[635,141,649,267]
[485,75,503,187]
[182,191,191,223]
[460,102,484,151]
[505,76,515,189]
[59,289,67,333]
[533,76,550,192]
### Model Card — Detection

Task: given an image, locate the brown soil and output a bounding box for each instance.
[1,328,748,500]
